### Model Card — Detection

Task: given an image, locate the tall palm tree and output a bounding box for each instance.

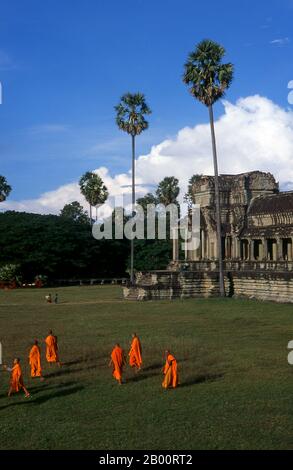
[79,171,108,225]
[183,39,234,297]
[115,92,151,284]
[0,175,12,202]
[156,176,180,206]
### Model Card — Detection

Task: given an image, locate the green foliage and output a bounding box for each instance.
[156,176,180,206]
[132,239,172,271]
[60,201,89,224]
[79,172,109,222]
[0,263,20,282]
[115,92,151,136]
[0,211,127,281]
[184,174,203,205]
[0,175,12,202]
[136,193,158,212]
[183,39,234,106]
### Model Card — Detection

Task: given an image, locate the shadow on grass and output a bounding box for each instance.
[180,372,224,387]
[0,384,84,410]
[45,364,96,378]
[126,371,159,383]
[32,384,84,405]
[28,380,76,395]
[142,362,162,372]
[62,358,85,367]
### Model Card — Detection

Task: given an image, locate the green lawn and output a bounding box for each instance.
[0,286,292,450]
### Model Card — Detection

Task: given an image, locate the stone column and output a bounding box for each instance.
[272,240,277,261]
[234,238,238,259]
[276,238,283,261]
[288,238,293,261]
[224,237,228,260]
[202,230,205,259]
[263,239,268,261]
[250,240,254,261]
[172,229,179,261]
[259,240,264,260]
[184,240,188,260]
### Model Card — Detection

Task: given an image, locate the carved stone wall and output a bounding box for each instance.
[124,266,293,303]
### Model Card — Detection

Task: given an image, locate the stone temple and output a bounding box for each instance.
[124,171,293,302]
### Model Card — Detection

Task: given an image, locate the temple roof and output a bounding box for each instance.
[241,225,293,238]
[191,170,279,193]
[248,192,293,215]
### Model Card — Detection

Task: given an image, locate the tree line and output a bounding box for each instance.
[0,175,183,282]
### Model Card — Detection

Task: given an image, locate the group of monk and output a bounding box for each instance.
[3,330,60,398]
[110,333,179,389]
[3,331,178,399]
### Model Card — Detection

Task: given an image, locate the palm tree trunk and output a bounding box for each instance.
[130,134,135,285]
[208,105,225,297]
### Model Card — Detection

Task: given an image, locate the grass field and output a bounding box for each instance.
[0,285,293,450]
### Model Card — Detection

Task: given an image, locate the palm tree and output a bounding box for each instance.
[115,92,151,284]
[79,171,109,225]
[156,176,180,206]
[183,39,234,297]
[0,175,12,202]
[60,201,90,224]
[136,192,158,214]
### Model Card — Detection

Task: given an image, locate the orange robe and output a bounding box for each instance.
[45,334,59,363]
[111,346,124,382]
[29,344,42,377]
[162,354,178,389]
[10,363,24,392]
[129,336,142,369]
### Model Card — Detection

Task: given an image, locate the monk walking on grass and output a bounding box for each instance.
[162,350,178,389]
[129,333,142,372]
[29,340,44,380]
[45,330,61,367]
[109,343,125,385]
[3,358,30,397]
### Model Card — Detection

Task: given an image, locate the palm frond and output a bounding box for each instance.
[114,92,151,136]
[183,39,234,106]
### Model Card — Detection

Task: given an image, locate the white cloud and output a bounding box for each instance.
[270,37,290,46]
[2,95,293,215]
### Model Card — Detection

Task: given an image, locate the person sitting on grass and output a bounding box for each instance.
[128,333,142,372]
[45,294,52,304]
[45,330,61,367]
[162,350,178,389]
[3,358,30,398]
[29,339,44,381]
[109,343,125,385]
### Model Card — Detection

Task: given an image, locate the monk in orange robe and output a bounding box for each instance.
[162,350,178,389]
[45,330,61,366]
[4,358,30,397]
[29,340,44,380]
[109,344,125,385]
[128,333,142,371]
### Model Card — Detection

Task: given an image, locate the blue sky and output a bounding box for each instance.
[0,0,293,206]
